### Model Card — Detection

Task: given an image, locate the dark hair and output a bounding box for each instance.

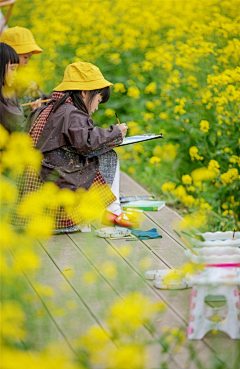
[0,42,19,97]
[53,86,111,114]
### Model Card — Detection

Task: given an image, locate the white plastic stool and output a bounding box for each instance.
[187,268,240,339]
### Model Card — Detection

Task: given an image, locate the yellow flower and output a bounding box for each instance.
[128,166,135,174]
[0,176,18,204]
[78,325,109,352]
[132,143,144,153]
[13,249,41,272]
[159,112,168,120]
[161,182,176,192]
[0,301,26,341]
[161,143,179,162]
[114,82,126,93]
[127,86,140,98]
[182,174,192,185]
[145,101,155,111]
[153,145,162,157]
[105,344,147,369]
[142,112,154,121]
[150,156,161,164]
[220,168,239,185]
[200,120,210,133]
[107,292,165,333]
[1,133,43,175]
[189,146,204,161]
[144,82,157,94]
[181,195,195,207]
[26,215,54,239]
[200,202,213,211]
[172,185,187,199]
[105,108,115,117]
[127,121,142,136]
[108,52,121,64]
[208,159,220,176]
[0,124,9,149]
[229,155,240,166]
[191,167,216,182]
[179,211,207,229]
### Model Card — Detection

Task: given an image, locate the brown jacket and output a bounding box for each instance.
[29,102,123,191]
[0,96,26,132]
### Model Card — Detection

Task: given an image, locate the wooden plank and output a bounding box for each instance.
[6,248,76,356]
[9,241,112,357]
[68,231,219,369]
[40,233,175,369]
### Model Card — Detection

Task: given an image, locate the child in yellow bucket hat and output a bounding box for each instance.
[18,61,139,232]
[1,26,42,66]
[1,26,44,111]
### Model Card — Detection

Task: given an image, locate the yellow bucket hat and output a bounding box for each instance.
[0,26,42,54]
[54,61,113,91]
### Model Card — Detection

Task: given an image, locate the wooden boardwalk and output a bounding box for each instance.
[15,172,239,368]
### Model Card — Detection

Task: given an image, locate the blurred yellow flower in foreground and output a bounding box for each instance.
[0,301,26,341]
[107,292,165,334]
[0,176,18,205]
[0,125,9,149]
[178,211,207,229]
[105,344,147,369]
[1,131,42,176]
[1,344,80,369]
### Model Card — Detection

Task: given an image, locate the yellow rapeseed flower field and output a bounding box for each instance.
[9,0,232,229]
[11,0,239,229]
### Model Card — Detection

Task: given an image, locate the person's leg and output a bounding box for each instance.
[102,158,139,228]
[106,159,121,215]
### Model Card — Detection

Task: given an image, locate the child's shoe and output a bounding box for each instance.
[102,210,139,228]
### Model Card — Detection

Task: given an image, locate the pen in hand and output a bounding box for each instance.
[115,112,120,125]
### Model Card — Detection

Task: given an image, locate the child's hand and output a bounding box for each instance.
[119,123,128,138]
[30,98,41,111]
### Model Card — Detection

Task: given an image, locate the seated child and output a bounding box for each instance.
[18,61,138,231]
[0,42,25,132]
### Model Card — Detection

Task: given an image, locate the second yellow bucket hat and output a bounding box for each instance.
[54,62,113,91]
[0,26,42,54]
